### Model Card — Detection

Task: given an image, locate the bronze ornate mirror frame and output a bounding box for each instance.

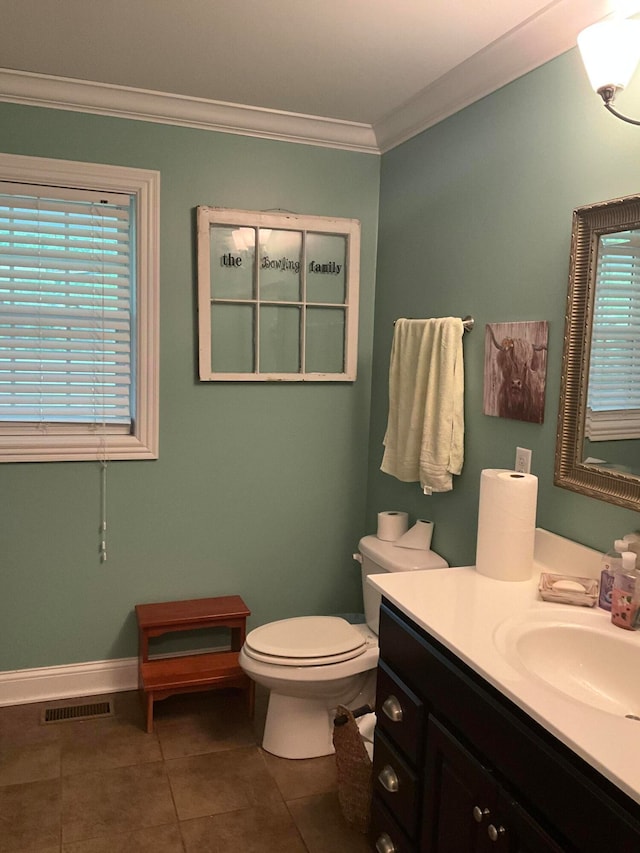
[555,193,640,510]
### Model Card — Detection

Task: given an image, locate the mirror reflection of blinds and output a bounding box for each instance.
[0,185,134,427]
[587,231,640,440]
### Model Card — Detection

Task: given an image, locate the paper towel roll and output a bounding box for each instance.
[475,469,538,581]
[394,519,434,550]
[377,510,409,541]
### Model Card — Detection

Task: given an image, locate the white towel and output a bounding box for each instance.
[381,317,464,493]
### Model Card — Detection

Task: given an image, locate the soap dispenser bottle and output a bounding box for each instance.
[623,531,640,558]
[599,539,628,611]
[611,550,639,630]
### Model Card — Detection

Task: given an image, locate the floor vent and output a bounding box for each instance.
[41,700,114,724]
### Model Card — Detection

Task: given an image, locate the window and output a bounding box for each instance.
[0,154,159,462]
[197,207,360,381]
[586,229,640,440]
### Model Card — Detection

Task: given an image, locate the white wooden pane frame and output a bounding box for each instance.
[197,207,360,381]
[0,153,160,462]
[586,408,640,441]
[585,230,640,441]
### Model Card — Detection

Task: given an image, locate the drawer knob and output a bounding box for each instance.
[381,694,404,722]
[472,805,490,823]
[375,832,397,853]
[378,764,400,792]
[488,823,507,842]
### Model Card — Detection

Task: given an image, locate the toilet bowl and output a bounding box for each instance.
[240,617,378,759]
[240,534,448,759]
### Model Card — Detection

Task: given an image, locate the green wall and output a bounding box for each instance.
[0,103,380,670]
[6,42,640,675]
[368,46,640,567]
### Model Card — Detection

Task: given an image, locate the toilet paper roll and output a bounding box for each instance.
[394,519,434,550]
[377,510,409,541]
[475,469,538,581]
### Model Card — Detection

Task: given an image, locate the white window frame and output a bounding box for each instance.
[585,407,640,440]
[586,229,640,441]
[197,207,360,381]
[0,153,159,462]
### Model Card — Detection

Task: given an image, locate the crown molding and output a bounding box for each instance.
[374,0,613,152]
[0,1,613,156]
[0,68,380,155]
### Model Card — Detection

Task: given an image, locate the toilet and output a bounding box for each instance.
[239,534,448,759]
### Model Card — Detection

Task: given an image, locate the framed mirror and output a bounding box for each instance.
[555,193,640,509]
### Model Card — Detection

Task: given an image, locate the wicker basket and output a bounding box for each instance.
[332,704,373,834]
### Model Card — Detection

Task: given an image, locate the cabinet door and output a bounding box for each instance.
[423,715,567,853]
[500,792,568,853]
[422,715,497,853]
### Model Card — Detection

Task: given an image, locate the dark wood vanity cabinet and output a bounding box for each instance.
[370,600,640,853]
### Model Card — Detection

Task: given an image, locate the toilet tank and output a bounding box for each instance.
[358,534,448,635]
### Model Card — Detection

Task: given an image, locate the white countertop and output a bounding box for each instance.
[368,544,640,806]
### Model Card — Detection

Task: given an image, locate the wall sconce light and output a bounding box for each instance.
[578,18,640,125]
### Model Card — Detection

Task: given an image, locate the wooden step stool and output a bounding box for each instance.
[135,595,253,733]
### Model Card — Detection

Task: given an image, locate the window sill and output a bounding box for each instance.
[0,433,158,463]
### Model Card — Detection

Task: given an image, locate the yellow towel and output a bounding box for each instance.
[381,317,464,493]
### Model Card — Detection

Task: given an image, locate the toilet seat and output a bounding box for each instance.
[244,616,367,667]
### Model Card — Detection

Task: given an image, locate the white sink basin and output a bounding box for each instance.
[494,609,640,717]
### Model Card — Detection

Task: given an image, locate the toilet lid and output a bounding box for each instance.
[244,616,367,666]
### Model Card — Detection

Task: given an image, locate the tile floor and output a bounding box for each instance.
[0,686,372,852]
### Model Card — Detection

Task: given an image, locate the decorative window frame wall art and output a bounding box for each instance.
[197,207,361,381]
[483,321,549,424]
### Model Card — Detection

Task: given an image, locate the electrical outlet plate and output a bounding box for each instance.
[515,447,532,473]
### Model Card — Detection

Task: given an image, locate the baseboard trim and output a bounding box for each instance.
[0,644,235,706]
[0,656,139,707]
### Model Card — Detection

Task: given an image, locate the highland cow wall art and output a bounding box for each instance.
[483,321,548,424]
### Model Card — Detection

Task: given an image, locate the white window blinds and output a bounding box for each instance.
[587,230,640,440]
[0,183,135,428]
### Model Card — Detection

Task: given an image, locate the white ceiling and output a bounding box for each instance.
[0,0,630,152]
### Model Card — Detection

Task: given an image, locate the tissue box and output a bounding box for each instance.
[538,573,599,607]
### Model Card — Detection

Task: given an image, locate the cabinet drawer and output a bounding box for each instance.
[370,797,417,853]
[376,660,424,765]
[373,730,420,839]
[378,603,431,693]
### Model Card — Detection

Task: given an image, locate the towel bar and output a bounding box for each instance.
[393,315,474,331]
